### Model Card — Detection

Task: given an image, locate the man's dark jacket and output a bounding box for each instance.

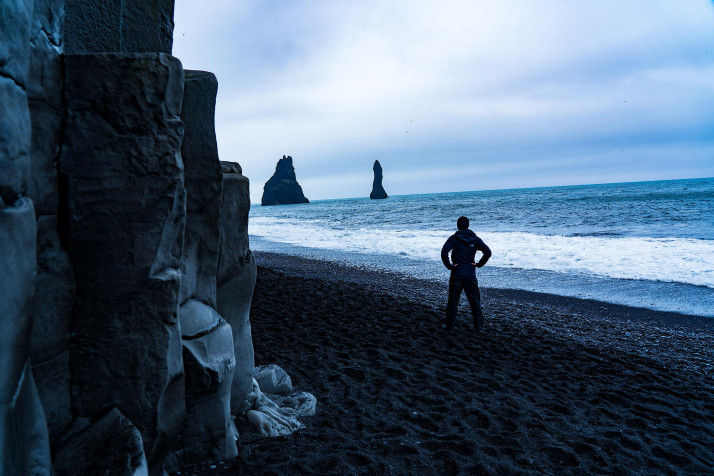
[441,229,491,279]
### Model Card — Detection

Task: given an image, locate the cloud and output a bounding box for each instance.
[174,0,714,202]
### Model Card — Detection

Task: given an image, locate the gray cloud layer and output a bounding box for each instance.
[174,0,714,202]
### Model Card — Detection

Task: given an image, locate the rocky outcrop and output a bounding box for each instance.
[179,301,237,466]
[261,155,310,206]
[0,1,53,473]
[253,364,293,395]
[175,71,239,465]
[64,0,174,54]
[179,71,223,306]
[53,408,148,476]
[0,199,52,476]
[244,365,317,437]
[370,160,388,199]
[61,53,187,475]
[26,0,75,446]
[30,216,74,441]
[1,0,313,473]
[218,161,258,414]
[27,0,64,217]
[0,0,32,201]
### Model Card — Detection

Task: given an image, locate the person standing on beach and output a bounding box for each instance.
[441,216,492,333]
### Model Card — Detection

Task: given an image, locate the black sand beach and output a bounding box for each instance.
[183,252,714,475]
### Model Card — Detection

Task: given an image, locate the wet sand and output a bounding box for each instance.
[183,252,714,475]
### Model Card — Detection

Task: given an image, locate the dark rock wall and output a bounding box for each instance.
[61,53,187,474]
[1,1,259,473]
[26,0,75,446]
[64,0,174,54]
[177,71,239,465]
[30,215,73,441]
[261,155,310,205]
[27,0,63,216]
[0,1,53,474]
[0,0,33,200]
[0,198,52,475]
[370,160,388,199]
[179,71,223,306]
[53,408,148,476]
[179,301,237,466]
[218,162,258,413]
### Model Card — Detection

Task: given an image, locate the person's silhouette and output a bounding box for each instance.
[440,216,492,333]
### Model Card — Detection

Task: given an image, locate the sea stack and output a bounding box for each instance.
[261,155,310,206]
[370,160,388,199]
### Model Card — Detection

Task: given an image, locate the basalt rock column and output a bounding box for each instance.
[0,1,52,473]
[26,0,76,444]
[30,215,74,441]
[27,0,64,217]
[370,160,388,199]
[261,155,310,206]
[177,71,237,464]
[218,161,258,413]
[179,71,223,305]
[60,53,186,475]
[0,198,52,475]
[64,0,175,54]
[0,0,32,199]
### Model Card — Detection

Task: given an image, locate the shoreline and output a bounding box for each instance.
[183,252,714,475]
[249,236,714,319]
[254,251,714,326]
[253,251,714,378]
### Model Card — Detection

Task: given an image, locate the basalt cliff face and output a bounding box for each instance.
[0,2,311,474]
[261,155,310,206]
[370,160,388,199]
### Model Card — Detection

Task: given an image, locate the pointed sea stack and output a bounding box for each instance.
[370,160,388,199]
[261,155,310,206]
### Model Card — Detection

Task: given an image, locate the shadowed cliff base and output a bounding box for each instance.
[261,156,309,206]
[3,0,298,472]
[179,252,714,475]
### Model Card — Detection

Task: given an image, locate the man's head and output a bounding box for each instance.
[457,216,469,230]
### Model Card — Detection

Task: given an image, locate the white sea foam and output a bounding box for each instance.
[249,216,714,288]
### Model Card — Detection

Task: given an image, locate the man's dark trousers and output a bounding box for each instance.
[445,276,484,332]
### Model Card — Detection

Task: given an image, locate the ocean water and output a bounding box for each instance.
[248,178,714,317]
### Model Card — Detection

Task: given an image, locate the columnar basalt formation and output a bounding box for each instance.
[370,160,388,199]
[0,0,311,473]
[261,155,310,206]
[0,198,52,475]
[26,0,76,448]
[0,1,32,199]
[179,71,223,306]
[30,215,74,441]
[176,71,239,465]
[218,161,258,414]
[64,0,175,54]
[61,53,187,474]
[1,1,53,473]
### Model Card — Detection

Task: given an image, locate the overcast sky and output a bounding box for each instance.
[173,1,714,202]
